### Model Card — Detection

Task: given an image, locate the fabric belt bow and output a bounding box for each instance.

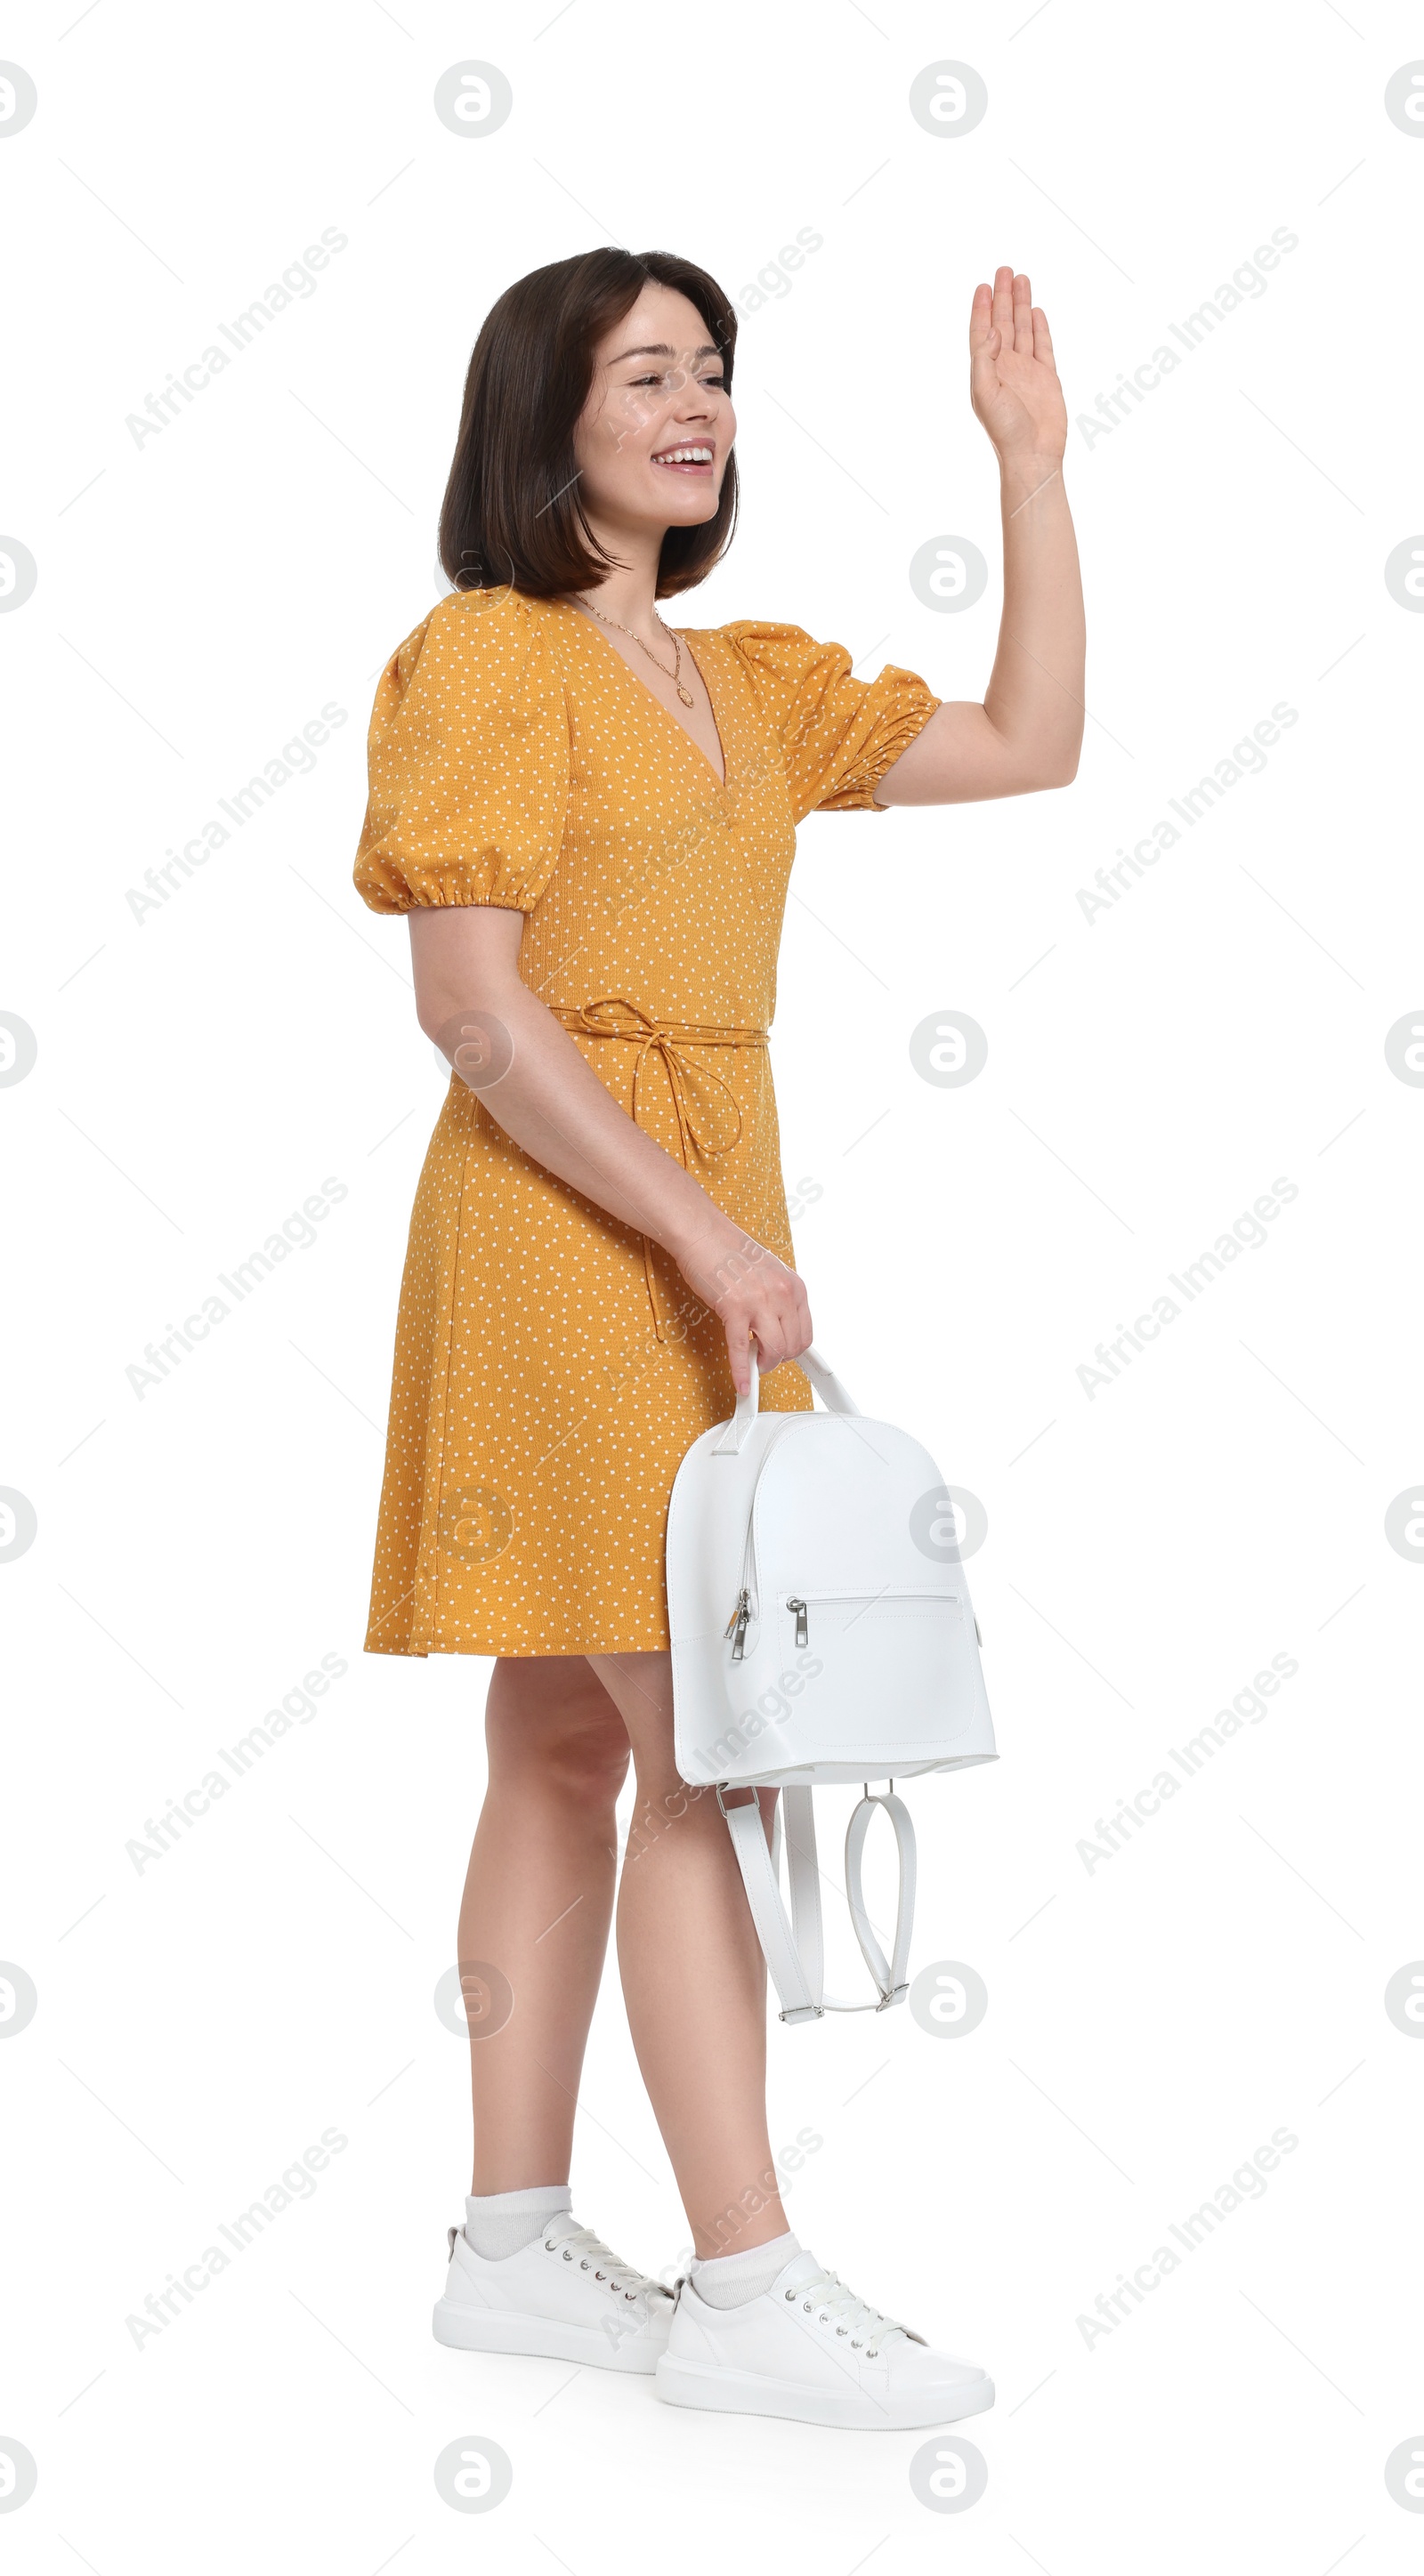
[549,996,769,1341]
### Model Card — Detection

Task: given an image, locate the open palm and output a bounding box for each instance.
[969,266,1067,464]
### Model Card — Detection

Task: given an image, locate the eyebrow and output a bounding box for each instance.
[605,342,723,366]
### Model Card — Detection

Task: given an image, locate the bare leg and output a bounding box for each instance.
[588,1648,789,2262]
[458,1655,631,2193]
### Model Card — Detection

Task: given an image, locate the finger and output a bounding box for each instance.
[773,1304,810,1368]
[1013,271,1033,354]
[773,1298,804,1368]
[749,1311,789,1374]
[969,326,1001,392]
[968,286,1000,396]
[724,1312,752,1397]
[990,264,1015,348]
[1032,303,1055,365]
[969,329,1002,406]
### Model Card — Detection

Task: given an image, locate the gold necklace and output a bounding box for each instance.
[574,598,695,705]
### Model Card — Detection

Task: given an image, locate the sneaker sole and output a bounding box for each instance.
[433,2297,663,2374]
[654,2353,995,2430]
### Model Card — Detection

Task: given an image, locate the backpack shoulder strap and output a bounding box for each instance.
[716,1783,916,2023]
[845,1791,916,2009]
[716,1788,821,2022]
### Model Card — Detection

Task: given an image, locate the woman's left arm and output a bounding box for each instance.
[875,265,1085,808]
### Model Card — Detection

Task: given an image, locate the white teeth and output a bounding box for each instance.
[654,446,712,464]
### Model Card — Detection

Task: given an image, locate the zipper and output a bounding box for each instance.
[732,1417,807,1659]
[724,1587,751,1661]
[781,1588,962,1647]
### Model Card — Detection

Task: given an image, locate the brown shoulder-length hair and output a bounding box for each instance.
[437,248,739,602]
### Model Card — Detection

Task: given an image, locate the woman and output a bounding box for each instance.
[353,246,1083,2429]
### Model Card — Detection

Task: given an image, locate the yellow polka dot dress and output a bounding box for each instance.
[353,588,939,1656]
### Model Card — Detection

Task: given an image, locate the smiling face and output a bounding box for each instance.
[570,282,736,562]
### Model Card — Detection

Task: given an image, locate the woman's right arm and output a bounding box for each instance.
[408,905,810,1395]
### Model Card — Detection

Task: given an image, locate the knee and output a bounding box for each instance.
[486,1659,630,1808]
[553,1724,631,1810]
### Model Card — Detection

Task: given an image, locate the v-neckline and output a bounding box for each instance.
[554,599,730,795]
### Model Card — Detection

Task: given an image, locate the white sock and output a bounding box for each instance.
[464,2182,572,2261]
[692,2230,800,2307]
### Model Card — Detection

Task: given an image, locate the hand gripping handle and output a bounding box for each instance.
[712,1342,862,1457]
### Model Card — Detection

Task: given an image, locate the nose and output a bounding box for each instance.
[668,356,719,408]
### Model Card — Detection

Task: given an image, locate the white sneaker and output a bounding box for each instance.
[433,2212,676,2373]
[656,2247,994,2428]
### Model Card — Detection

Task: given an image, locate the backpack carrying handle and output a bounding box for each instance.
[712,1342,862,1457]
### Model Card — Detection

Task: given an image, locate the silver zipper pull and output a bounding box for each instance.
[725,1588,751,1659]
[788,1596,808,1648]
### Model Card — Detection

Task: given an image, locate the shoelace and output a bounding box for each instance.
[784,2265,908,2358]
[543,2218,671,2305]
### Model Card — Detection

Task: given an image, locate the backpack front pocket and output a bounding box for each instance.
[733,1588,978,1763]
[781,1590,966,1650]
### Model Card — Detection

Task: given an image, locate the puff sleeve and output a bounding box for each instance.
[353,591,570,914]
[722,622,940,823]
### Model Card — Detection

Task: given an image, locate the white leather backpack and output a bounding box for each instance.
[667,1345,997,2025]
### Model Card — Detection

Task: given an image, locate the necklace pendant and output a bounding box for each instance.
[676,684,694,706]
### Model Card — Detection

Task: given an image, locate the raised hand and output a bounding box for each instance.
[969,266,1067,468]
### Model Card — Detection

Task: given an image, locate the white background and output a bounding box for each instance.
[4,0,1423,2565]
